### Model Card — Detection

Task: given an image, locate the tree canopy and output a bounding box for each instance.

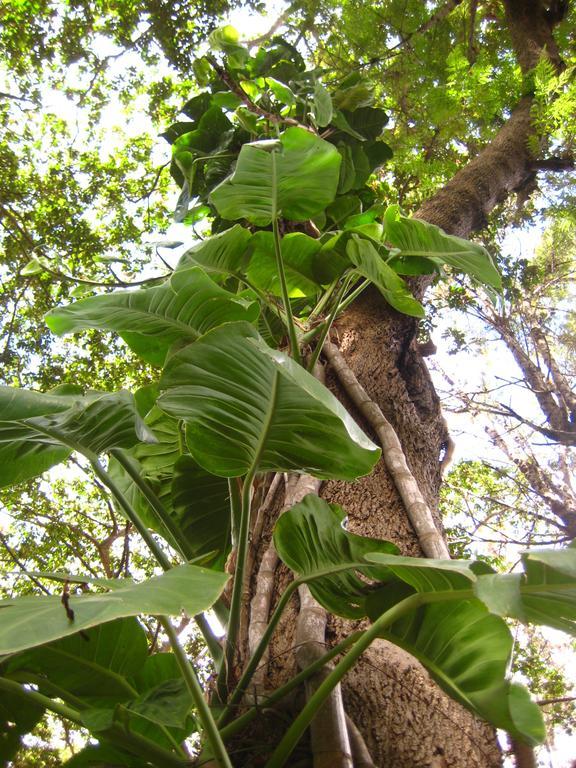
[1,1,575,766]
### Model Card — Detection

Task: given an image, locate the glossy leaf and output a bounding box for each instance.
[0,565,229,654]
[177,224,252,277]
[384,205,502,289]
[274,494,397,618]
[158,322,380,479]
[6,618,149,707]
[0,389,155,487]
[46,266,258,367]
[209,127,341,225]
[247,231,323,297]
[365,589,545,745]
[346,235,425,317]
[171,455,231,568]
[474,545,576,635]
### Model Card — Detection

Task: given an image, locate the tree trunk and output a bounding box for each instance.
[233,2,567,766]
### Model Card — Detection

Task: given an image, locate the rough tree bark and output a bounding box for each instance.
[231,2,568,766]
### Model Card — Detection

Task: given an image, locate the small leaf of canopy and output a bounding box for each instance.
[46,266,259,367]
[209,127,341,225]
[246,232,323,297]
[157,322,380,479]
[0,565,229,654]
[346,235,425,317]
[273,494,398,618]
[384,205,502,289]
[177,224,252,277]
[0,389,156,488]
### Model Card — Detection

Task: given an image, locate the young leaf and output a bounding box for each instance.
[157,322,380,480]
[209,127,341,225]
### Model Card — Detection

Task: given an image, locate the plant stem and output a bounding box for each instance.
[218,578,299,725]
[0,676,83,724]
[220,561,371,725]
[0,677,187,768]
[90,458,172,571]
[335,277,370,314]
[221,469,257,695]
[271,151,301,364]
[220,372,280,698]
[160,617,233,768]
[219,631,362,741]
[228,477,242,547]
[110,448,190,560]
[91,460,224,666]
[264,592,424,768]
[307,276,351,372]
[307,277,339,321]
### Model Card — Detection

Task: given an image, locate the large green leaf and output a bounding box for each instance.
[275,499,543,745]
[6,621,196,753]
[0,389,156,488]
[46,267,259,367]
[177,225,252,277]
[246,231,323,297]
[346,235,425,317]
[274,494,398,618]
[474,545,576,635]
[157,322,380,479]
[384,205,502,289]
[63,744,142,767]
[6,618,148,707]
[365,589,545,745]
[209,127,341,225]
[171,455,231,569]
[108,409,231,566]
[0,565,228,654]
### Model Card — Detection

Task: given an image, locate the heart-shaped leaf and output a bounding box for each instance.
[274,494,397,618]
[209,127,341,225]
[157,322,380,479]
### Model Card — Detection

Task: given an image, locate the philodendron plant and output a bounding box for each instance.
[0,28,573,768]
